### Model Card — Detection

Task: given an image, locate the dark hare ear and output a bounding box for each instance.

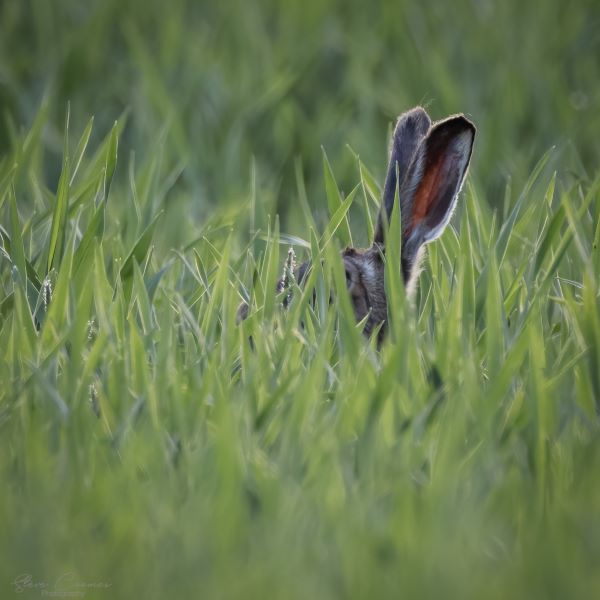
[374,107,432,245]
[400,114,475,281]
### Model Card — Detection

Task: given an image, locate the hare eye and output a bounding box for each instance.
[345,269,352,287]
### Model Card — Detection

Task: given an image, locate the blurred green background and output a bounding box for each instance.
[1,0,598,234]
[1,1,600,599]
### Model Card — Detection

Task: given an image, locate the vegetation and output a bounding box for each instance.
[1,0,599,598]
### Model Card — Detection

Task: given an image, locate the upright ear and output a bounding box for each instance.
[374,107,432,245]
[400,114,475,282]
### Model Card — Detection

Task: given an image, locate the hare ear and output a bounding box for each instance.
[374,107,432,245]
[400,114,475,280]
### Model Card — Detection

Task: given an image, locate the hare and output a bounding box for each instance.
[238,106,475,343]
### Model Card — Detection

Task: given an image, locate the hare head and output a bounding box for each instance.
[238,106,475,342]
[337,106,475,341]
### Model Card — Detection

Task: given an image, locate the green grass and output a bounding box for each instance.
[1,1,600,598]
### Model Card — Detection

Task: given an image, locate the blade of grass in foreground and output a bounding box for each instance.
[323,148,352,247]
[383,177,405,345]
[46,120,71,274]
[8,186,29,300]
[496,146,555,269]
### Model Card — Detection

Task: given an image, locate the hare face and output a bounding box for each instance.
[342,246,387,339]
[238,106,475,344]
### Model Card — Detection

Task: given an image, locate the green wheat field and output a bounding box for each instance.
[1,1,599,598]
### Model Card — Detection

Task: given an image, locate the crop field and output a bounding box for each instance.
[1,1,599,598]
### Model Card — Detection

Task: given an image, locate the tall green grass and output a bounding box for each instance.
[0,105,599,599]
[1,0,600,598]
